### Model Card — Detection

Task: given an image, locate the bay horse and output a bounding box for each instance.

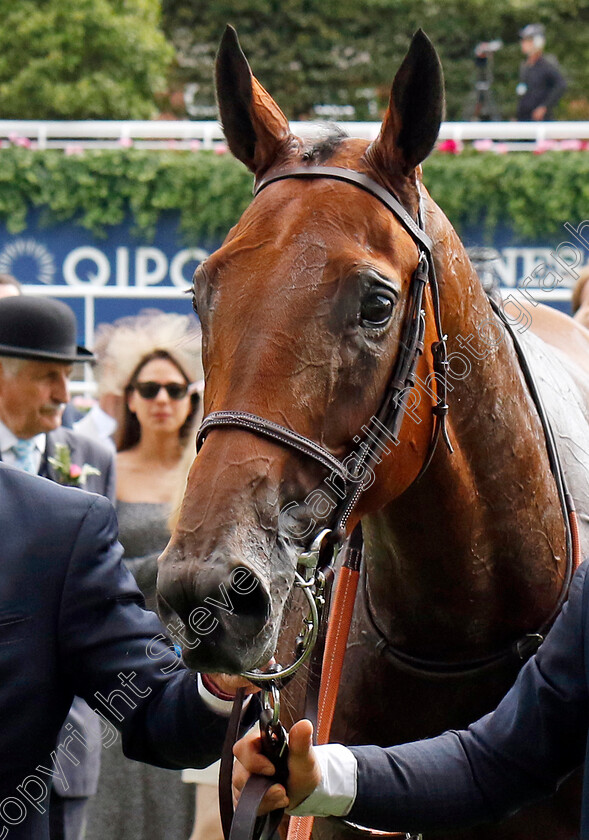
[158,26,589,840]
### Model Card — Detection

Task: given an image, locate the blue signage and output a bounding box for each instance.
[0,210,216,341]
[0,211,584,341]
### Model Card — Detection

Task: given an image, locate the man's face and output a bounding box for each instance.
[0,285,19,299]
[520,37,537,57]
[0,359,72,438]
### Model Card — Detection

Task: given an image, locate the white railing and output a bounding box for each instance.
[1,120,588,150]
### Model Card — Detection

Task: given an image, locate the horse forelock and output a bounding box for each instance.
[301,126,349,163]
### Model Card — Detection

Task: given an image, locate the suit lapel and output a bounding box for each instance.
[41,431,77,483]
[39,433,53,480]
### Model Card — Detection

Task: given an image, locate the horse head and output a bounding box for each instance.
[157,26,448,673]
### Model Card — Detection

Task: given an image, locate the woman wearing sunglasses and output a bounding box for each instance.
[85,310,202,840]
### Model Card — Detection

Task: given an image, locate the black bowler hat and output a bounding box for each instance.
[0,296,95,363]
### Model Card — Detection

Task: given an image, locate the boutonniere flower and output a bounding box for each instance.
[48,443,101,488]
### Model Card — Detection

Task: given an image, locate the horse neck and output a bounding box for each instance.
[361,215,567,658]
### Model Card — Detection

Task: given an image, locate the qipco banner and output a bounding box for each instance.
[0,211,217,336]
[0,211,586,337]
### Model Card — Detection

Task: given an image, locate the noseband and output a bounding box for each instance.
[197,165,452,543]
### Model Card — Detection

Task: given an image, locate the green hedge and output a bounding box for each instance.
[0,146,587,244]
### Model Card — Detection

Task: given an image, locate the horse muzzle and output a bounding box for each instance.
[157,549,276,673]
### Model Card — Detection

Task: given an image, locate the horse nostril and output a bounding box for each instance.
[233,576,271,624]
[197,567,271,640]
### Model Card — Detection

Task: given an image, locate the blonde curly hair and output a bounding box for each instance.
[93,309,203,398]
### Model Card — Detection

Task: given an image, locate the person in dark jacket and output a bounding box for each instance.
[0,461,245,840]
[232,559,589,838]
[0,295,117,840]
[516,23,566,121]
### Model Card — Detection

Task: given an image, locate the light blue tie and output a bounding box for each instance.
[11,438,38,474]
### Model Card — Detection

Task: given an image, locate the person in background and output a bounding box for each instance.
[73,326,125,448]
[516,23,566,121]
[0,273,22,298]
[571,267,589,331]
[85,310,203,840]
[0,296,116,840]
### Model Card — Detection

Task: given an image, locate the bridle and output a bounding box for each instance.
[202,165,581,840]
[197,165,453,686]
[198,167,452,546]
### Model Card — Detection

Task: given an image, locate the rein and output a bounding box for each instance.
[363,297,581,680]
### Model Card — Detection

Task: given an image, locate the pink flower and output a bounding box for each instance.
[494,143,510,155]
[214,143,228,155]
[69,464,82,479]
[65,144,85,157]
[534,139,558,155]
[190,139,202,152]
[559,139,583,151]
[473,139,494,152]
[118,136,133,148]
[437,139,463,154]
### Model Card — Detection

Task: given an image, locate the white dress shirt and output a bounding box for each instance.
[0,418,46,474]
[287,744,357,817]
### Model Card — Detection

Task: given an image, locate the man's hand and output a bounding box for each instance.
[204,673,261,698]
[233,719,322,814]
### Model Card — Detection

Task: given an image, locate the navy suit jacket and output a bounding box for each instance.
[0,464,229,840]
[40,426,116,503]
[42,426,117,800]
[348,560,589,837]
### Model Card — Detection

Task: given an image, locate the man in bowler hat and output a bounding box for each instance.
[0,295,115,839]
[0,295,114,495]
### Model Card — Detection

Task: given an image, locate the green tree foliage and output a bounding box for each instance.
[0,146,586,244]
[0,0,174,119]
[162,0,589,120]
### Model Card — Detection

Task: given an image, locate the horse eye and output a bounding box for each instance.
[191,291,199,316]
[360,292,394,328]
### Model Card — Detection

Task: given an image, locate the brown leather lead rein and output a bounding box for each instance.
[288,526,414,840]
[220,686,290,840]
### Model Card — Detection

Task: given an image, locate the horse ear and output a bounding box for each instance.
[215,25,296,175]
[368,30,445,177]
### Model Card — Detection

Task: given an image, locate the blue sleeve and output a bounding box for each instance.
[347,561,588,834]
[58,494,229,770]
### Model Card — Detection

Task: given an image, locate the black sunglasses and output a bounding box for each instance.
[134,381,192,400]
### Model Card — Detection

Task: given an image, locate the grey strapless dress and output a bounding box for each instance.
[84,501,194,840]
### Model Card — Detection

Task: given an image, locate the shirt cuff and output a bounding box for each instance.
[287,744,357,818]
[197,674,252,717]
